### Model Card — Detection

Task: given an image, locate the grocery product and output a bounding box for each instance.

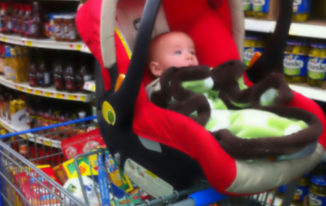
[309,175,326,206]
[307,44,326,87]
[283,40,309,83]
[253,0,270,18]
[292,0,311,22]
[243,35,265,67]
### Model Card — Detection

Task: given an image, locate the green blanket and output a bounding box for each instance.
[147,61,322,159]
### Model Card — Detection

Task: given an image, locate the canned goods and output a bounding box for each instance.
[283,40,309,83]
[292,0,311,22]
[309,175,326,206]
[307,44,326,87]
[243,0,254,17]
[252,0,270,18]
[243,35,265,67]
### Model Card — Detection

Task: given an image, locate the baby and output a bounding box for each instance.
[146,31,316,159]
[146,31,199,97]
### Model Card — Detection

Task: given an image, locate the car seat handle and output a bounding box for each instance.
[115,0,161,103]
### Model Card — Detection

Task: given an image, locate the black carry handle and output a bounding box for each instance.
[247,0,294,83]
[116,0,161,99]
[98,0,162,129]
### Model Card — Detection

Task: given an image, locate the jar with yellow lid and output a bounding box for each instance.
[283,40,309,83]
[307,44,326,87]
[292,0,311,22]
[243,0,254,17]
[277,175,310,206]
[253,0,270,18]
[243,35,265,68]
[309,175,326,206]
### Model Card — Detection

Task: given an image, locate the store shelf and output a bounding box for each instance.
[0,33,90,53]
[0,118,61,148]
[0,75,94,102]
[245,18,326,39]
[290,84,326,102]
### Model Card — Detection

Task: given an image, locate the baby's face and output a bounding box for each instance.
[151,32,199,76]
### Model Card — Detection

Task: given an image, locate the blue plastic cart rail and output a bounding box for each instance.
[0,116,97,139]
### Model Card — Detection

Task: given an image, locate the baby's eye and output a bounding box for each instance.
[174,50,182,55]
[190,50,196,55]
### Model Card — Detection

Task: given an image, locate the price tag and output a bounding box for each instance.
[35,90,42,95]
[91,84,96,92]
[44,92,53,97]
[17,86,24,91]
[26,40,33,46]
[1,37,6,42]
[44,140,52,147]
[26,88,33,93]
[68,94,76,100]
[75,44,82,51]
[80,96,86,101]
[56,93,64,99]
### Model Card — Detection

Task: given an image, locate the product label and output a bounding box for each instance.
[44,72,51,84]
[54,25,63,39]
[283,54,308,76]
[309,193,326,206]
[54,75,65,90]
[28,73,38,87]
[294,185,309,202]
[124,158,173,198]
[253,0,270,13]
[307,57,326,80]
[244,47,264,66]
[243,0,252,11]
[4,66,11,79]
[293,0,310,14]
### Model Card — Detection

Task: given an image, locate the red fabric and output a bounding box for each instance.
[76,0,131,91]
[163,0,240,67]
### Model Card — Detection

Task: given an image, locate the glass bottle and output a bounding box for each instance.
[28,50,38,87]
[0,3,5,33]
[4,45,12,80]
[22,4,32,37]
[53,53,65,91]
[11,3,19,34]
[64,55,77,92]
[16,4,25,36]
[253,0,270,18]
[36,53,51,87]
[283,40,309,83]
[292,0,310,22]
[3,3,12,34]
[76,54,93,92]
[29,1,43,38]
[307,44,326,87]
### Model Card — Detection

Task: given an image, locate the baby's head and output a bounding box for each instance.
[148,31,199,77]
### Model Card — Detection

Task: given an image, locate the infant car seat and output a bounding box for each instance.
[76,0,326,196]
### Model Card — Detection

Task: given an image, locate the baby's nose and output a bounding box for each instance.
[186,53,194,59]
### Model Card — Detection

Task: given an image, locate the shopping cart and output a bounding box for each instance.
[0,116,299,206]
